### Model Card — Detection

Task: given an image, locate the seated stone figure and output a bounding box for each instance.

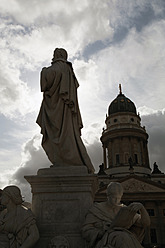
[82,182,150,248]
[0,185,39,248]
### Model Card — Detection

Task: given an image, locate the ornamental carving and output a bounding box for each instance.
[48,236,70,248]
[121,179,165,192]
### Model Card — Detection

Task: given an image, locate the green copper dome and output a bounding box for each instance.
[108,92,137,115]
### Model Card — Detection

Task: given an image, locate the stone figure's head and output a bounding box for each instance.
[106,182,123,206]
[1,185,23,206]
[49,236,70,248]
[52,48,68,63]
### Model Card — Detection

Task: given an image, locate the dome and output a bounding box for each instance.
[108,92,137,115]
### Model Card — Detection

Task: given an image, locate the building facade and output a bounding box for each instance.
[97,85,165,248]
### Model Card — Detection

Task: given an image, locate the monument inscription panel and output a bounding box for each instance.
[42,199,80,224]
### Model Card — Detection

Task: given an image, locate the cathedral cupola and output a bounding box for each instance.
[108,84,137,115]
[100,85,151,178]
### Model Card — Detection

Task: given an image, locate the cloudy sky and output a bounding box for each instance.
[0,0,165,201]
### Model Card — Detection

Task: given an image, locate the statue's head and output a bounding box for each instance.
[49,236,70,248]
[2,185,23,206]
[52,48,68,63]
[106,182,123,206]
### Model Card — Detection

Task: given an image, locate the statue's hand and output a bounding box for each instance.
[128,202,143,212]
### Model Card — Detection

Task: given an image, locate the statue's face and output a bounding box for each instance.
[107,190,123,206]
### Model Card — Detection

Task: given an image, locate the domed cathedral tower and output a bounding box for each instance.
[100,84,151,178]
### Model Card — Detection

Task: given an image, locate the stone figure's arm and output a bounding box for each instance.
[40,67,48,92]
[20,224,39,248]
[40,67,56,93]
[82,213,106,245]
[0,223,4,231]
[128,202,150,227]
[0,210,6,231]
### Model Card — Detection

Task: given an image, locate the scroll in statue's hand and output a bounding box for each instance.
[109,206,137,229]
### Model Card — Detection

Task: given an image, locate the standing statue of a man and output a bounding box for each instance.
[36,48,94,173]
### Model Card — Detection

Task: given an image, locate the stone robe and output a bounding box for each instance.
[82,202,145,248]
[0,205,36,248]
[36,59,94,173]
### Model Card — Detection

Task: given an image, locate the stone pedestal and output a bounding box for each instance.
[25,166,98,248]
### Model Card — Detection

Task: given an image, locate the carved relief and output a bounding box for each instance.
[48,236,70,248]
[122,179,165,192]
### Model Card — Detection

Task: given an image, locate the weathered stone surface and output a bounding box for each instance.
[122,178,165,192]
[25,166,98,248]
[0,185,39,247]
[48,235,70,247]
[82,182,150,248]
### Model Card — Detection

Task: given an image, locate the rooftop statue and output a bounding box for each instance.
[0,185,39,248]
[36,48,94,173]
[152,162,162,174]
[82,182,150,248]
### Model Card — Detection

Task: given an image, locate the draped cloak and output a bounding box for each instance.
[82,202,145,248]
[36,59,94,173]
[0,205,36,248]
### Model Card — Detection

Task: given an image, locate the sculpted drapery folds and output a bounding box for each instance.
[82,182,150,248]
[0,186,39,248]
[36,48,94,173]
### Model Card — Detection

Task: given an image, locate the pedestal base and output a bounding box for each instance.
[25,166,98,248]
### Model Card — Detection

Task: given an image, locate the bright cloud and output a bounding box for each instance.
[0,0,165,197]
[89,19,165,112]
[142,112,165,172]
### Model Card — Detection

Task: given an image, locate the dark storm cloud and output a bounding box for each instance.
[10,134,103,200]
[10,135,50,201]
[142,112,165,172]
[83,1,165,59]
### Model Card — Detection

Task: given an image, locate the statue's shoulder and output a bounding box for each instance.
[41,65,52,72]
[18,205,34,218]
[94,202,106,208]
[89,202,106,213]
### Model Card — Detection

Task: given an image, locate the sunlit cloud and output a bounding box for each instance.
[0,0,165,198]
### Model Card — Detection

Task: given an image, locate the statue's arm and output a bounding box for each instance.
[128,202,150,227]
[40,67,48,92]
[40,66,58,97]
[139,205,150,227]
[0,210,6,231]
[20,224,39,248]
[82,213,107,245]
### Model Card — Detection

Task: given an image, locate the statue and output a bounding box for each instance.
[152,162,162,174]
[97,163,106,176]
[82,182,150,248]
[128,157,134,174]
[48,235,70,248]
[36,48,94,173]
[0,189,5,212]
[0,185,39,248]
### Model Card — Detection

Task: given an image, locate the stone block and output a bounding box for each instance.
[25,166,98,248]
